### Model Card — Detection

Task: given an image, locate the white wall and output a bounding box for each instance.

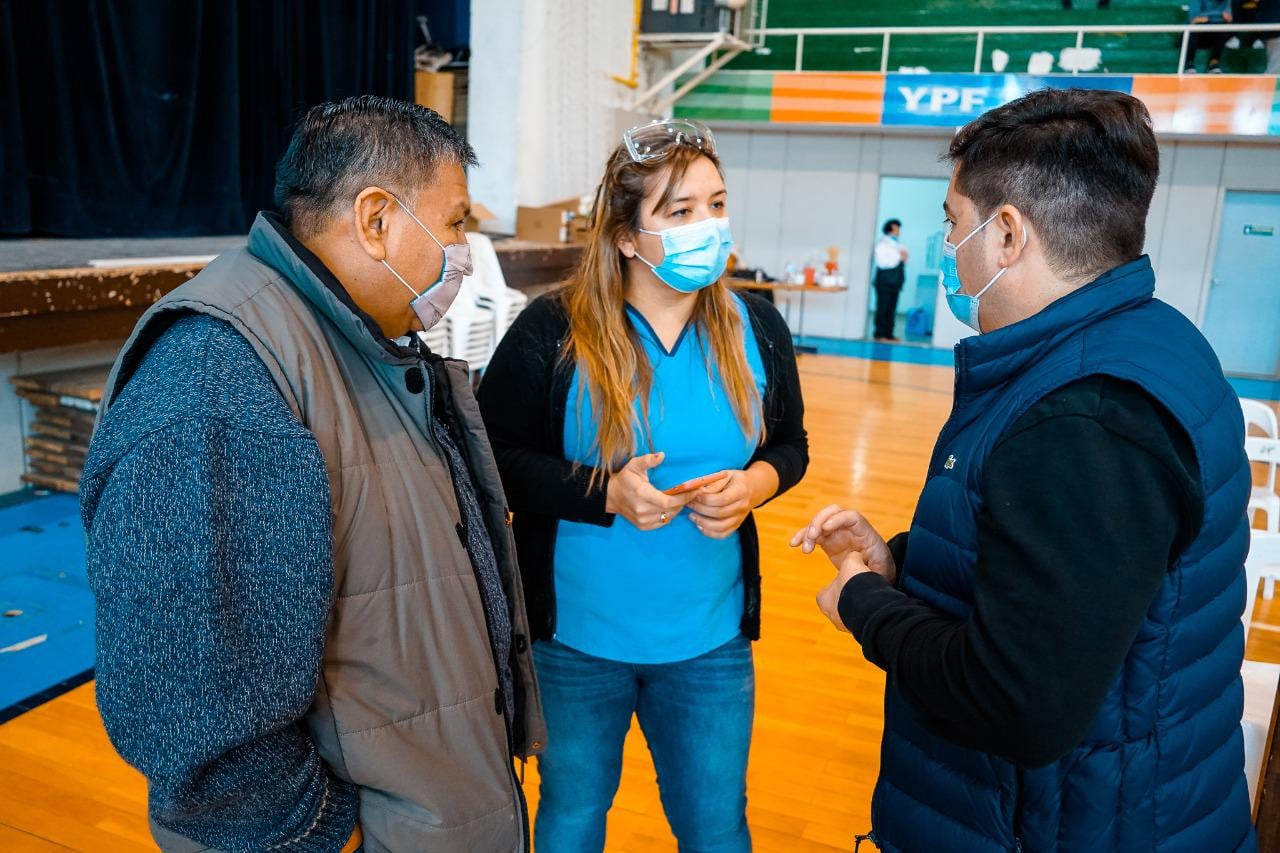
[1149,140,1280,325]
[717,127,950,339]
[470,0,636,231]
[714,124,1280,344]
[468,0,524,234]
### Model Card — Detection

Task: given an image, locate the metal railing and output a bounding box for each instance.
[750,23,1280,76]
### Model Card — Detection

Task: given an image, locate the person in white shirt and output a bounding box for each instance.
[872,218,908,341]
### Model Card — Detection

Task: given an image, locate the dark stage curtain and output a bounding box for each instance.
[0,3,31,234]
[0,0,417,237]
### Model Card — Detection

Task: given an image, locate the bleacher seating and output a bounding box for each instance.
[730,0,1271,75]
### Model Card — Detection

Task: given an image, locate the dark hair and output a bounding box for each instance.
[882,218,901,235]
[946,88,1159,280]
[274,95,477,239]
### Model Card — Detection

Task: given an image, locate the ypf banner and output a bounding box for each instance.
[882,74,1132,126]
[675,71,1280,137]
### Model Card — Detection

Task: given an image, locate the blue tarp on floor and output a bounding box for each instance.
[0,493,93,714]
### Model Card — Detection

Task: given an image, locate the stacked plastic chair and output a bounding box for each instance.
[415,232,531,374]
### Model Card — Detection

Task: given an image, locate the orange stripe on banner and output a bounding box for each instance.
[770,73,885,125]
[1131,75,1276,135]
[773,72,887,96]
[770,108,883,125]
[771,95,882,112]
[772,87,883,102]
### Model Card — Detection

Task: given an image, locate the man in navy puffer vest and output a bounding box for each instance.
[796,89,1255,852]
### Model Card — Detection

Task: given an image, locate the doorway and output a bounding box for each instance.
[1202,191,1280,378]
[865,176,949,344]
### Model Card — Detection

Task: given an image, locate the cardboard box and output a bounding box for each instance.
[465,202,496,233]
[415,71,455,123]
[516,198,591,245]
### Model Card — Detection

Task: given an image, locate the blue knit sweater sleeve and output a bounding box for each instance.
[81,314,357,852]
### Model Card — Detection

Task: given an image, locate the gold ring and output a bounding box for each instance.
[660,512,670,524]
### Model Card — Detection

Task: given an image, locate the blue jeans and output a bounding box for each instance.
[532,635,755,853]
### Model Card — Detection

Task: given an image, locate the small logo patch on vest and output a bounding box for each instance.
[944,454,956,470]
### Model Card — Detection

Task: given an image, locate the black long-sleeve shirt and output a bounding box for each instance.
[478,289,808,642]
[838,374,1203,769]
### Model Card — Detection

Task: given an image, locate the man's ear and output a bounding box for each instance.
[353,187,397,262]
[996,203,1028,267]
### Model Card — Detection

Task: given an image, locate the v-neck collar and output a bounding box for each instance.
[625,303,694,358]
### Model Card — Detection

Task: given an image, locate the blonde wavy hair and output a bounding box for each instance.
[562,144,762,490]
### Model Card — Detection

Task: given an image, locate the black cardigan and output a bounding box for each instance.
[477,289,809,643]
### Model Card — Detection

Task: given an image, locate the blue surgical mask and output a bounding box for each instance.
[939,211,1024,333]
[635,217,733,293]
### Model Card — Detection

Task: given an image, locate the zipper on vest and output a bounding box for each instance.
[927,355,971,475]
[420,351,532,852]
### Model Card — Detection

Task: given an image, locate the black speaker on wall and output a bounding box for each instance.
[640,0,723,35]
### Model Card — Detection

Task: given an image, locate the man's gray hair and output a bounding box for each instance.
[274,95,477,239]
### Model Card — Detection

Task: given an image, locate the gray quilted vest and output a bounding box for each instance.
[100,213,546,852]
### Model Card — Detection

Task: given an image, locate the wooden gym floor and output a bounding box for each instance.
[0,353,1277,852]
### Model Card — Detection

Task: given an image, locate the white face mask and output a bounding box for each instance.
[381,194,474,332]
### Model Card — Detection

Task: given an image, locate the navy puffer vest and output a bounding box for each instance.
[872,257,1256,852]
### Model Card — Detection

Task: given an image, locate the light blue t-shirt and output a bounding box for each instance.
[554,294,766,664]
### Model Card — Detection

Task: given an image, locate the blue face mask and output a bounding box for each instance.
[939,211,1024,333]
[635,217,733,293]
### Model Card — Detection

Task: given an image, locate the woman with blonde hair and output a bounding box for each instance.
[478,118,807,852]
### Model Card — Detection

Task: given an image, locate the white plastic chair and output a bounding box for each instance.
[417,323,450,357]
[1242,531,1280,809]
[1243,398,1280,440]
[1242,399,1280,597]
[1250,437,1280,525]
[415,233,514,373]
[1248,439,1280,602]
[502,288,530,335]
[446,278,498,373]
[1244,399,1274,522]
[1058,47,1102,73]
[415,234,532,371]
[465,232,530,346]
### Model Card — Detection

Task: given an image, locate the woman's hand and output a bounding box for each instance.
[605,452,692,531]
[687,463,778,540]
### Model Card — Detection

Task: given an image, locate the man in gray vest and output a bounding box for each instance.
[82,96,546,852]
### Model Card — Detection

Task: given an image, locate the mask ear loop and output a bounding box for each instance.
[387,192,446,252]
[972,223,1029,300]
[383,259,422,299]
[631,222,665,271]
[383,191,448,299]
[956,210,1001,249]
[632,251,660,271]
